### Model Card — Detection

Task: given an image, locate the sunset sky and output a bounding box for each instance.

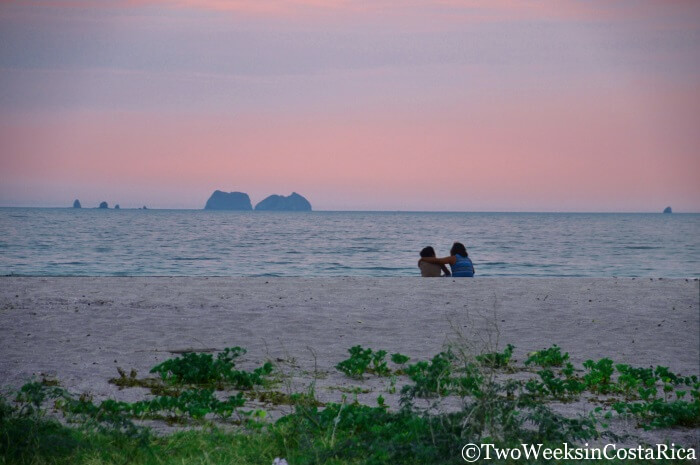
[1,1,699,211]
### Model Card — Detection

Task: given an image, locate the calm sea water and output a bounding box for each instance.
[0,208,698,277]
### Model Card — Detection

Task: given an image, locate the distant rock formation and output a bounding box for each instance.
[114,204,120,210]
[142,206,148,210]
[254,192,312,211]
[98,201,109,209]
[204,190,252,210]
[663,206,672,214]
[73,199,81,208]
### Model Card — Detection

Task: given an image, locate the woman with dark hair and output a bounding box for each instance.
[418,242,475,277]
[418,246,451,277]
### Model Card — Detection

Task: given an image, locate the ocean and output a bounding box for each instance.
[0,208,698,277]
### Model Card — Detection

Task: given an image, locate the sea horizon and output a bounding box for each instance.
[1,206,697,214]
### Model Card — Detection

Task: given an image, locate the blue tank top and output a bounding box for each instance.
[452,254,474,277]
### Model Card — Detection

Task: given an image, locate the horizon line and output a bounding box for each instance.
[0,206,696,215]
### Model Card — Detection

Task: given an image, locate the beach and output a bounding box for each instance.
[1,277,698,447]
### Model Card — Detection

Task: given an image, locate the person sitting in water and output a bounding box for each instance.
[419,242,475,277]
[418,246,451,277]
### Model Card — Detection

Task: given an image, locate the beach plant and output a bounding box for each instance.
[130,389,246,421]
[13,381,146,439]
[582,358,617,394]
[0,400,661,465]
[402,350,455,398]
[561,362,576,377]
[109,367,181,397]
[54,385,255,424]
[14,381,66,416]
[0,393,96,464]
[390,353,410,366]
[612,397,700,429]
[4,343,700,465]
[247,390,324,408]
[615,364,657,399]
[335,345,373,378]
[475,343,514,368]
[13,354,272,428]
[524,369,586,400]
[335,345,390,379]
[390,352,410,374]
[525,344,569,367]
[654,366,698,388]
[273,385,602,465]
[336,347,412,379]
[370,349,390,376]
[149,347,273,389]
[452,362,485,398]
[387,375,397,394]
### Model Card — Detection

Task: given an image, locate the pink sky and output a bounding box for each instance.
[1,1,699,211]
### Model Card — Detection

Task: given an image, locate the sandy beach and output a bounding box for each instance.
[1,277,698,446]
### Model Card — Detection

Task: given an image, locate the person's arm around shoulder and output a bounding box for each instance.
[418,255,456,266]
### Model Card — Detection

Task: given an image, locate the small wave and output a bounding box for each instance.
[623,246,659,250]
[326,263,353,269]
[347,247,380,252]
[171,257,217,261]
[358,266,403,271]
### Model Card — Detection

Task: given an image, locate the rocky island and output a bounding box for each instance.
[203,190,311,211]
[254,192,312,211]
[204,191,253,210]
[663,206,672,214]
[72,199,81,208]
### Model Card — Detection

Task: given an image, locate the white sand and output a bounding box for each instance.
[1,277,698,445]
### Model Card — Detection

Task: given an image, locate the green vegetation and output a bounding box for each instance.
[390,353,410,366]
[582,358,617,394]
[524,368,586,400]
[335,346,392,378]
[475,343,514,368]
[525,344,570,367]
[403,350,457,397]
[247,389,325,408]
[149,346,274,389]
[1,344,698,465]
[613,397,700,429]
